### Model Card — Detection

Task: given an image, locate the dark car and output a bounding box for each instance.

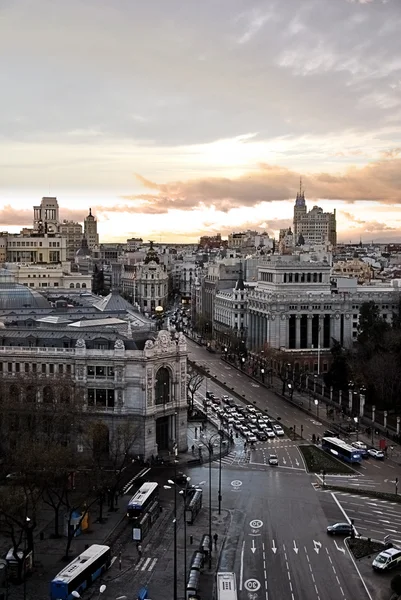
[326,522,353,536]
[256,431,268,441]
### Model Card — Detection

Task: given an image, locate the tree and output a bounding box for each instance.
[357,301,390,357]
[324,340,351,390]
[187,364,204,411]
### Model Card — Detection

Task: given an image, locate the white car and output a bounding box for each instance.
[246,434,257,443]
[273,425,285,437]
[268,454,278,466]
[368,448,385,460]
[352,441,367,450]
[265,428,275,438]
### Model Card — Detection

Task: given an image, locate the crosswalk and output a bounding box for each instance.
[212,450,250,466]
[135,557,158,572]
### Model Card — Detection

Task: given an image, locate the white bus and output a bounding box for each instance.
[127,482,159,520]
[216,572,238,600]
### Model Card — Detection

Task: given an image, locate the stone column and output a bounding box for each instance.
[359,393,365,418]
[348,390,353,412]
[397,416,400,436]
[295,315,301,349]
[384,411,388,430]
[330,386,333,402]
[372,405,376,424]
[339,390,342,408]
[307,315,312,348]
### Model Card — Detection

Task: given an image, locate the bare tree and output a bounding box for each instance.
[187,364,204,411]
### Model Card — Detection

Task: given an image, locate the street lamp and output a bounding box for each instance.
[200,431,223,568]
[260,367,265,384]
[164,459,179,600]
[314,398,319,419]
[354,416,359,441]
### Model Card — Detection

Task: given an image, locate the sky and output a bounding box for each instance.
[1,0,401,243]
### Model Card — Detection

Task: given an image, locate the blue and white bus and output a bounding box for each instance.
[50,544,111,600]
[322,437,362,464]
[127,482,159,520]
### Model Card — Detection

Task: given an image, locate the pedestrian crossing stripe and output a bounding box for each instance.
[135,557,158,571]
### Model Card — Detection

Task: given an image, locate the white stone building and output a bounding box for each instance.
[84,208,99,251]
[247,255,399,372]
[4,262,92,291]
[293,189,337,246]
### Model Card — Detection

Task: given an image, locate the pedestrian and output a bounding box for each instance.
[317,436,320,444]
[213,533,218,549]
[136,542,142,558]
[191,444,195,455]
[195,426,198,438]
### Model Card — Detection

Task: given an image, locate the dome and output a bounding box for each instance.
[0,282,51,310]
[144,240,160,265]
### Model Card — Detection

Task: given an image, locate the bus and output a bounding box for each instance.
[50,544,111,600]
[185,489,203,525]
[127,482,159,520]
[322,437,362,464]
[216,572,238,600]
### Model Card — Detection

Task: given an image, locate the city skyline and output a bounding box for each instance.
[1,0,401,243]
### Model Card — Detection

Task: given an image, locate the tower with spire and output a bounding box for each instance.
[84,208,99,250]
[293,177,307,241]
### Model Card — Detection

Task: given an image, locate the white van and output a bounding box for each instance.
[372,548,401,572]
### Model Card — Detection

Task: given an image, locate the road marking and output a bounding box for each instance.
[272,539,277,554]
[141,557,151,571]
[250,519,263,529]
[240,540,245,590]
[334,540,345,554]
[244,579,261,592]
[293,540,299,554]
[262,541,269,600]
[304,545,321,600]
[345,537,374,600]
[313,540,321,555]
[331,492,360,536]
[251,540,257,554]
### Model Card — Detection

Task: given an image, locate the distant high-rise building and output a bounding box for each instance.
[33,197,60,233]
[84,208,99,250]
[59,220,83,261]
[293,182,336,246]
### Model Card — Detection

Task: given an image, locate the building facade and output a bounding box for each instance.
[33,197,60,233]
[5,233,67,264]
[293,189,336,246]
[59,220,83,261]
[247,255,399,372]
[84,208,99,250]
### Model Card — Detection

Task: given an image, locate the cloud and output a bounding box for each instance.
[0,205,89,227]
[123,157,401,215]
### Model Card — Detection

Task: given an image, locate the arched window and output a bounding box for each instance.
[26,385,36,403]
[82,283,87,288]
[295,273,299,283]
[283,273,287,283]
[319,273,322,282]
[313,273,318,283]
[307,273,311,283]
[155,367,171,405]
[288,273,293,283]
[76,283,80,288]
[69,283,74,288]
[301,273,305,283]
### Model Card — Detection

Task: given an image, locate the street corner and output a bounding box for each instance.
[349,551,393,600]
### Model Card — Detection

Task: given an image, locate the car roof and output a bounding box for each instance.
[380,548,401,557]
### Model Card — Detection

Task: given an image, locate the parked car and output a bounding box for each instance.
[268,454,278,466]
[368,448,385,460]
[265,428,275,438]
[326,522,353,536]
[257,431,268,441]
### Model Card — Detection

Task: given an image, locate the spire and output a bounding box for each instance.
[89,208,92,217]
[235,261,245,291]
[299,176,302,196]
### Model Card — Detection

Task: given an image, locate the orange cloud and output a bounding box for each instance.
[118,157,401,215]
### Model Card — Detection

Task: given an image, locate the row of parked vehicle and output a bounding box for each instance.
[205,392,285,443]
[351,440,385,460]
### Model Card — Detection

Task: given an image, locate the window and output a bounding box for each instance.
[96,366,105,377]
[49,364,54,374]
[66,365,71,374]
[87,366,95,377]
[25,363,29,373]
[42,364,46,373]
[107,366,114,377]
[15,363,20,373]
[32,363,37,373]
[58,364,64,374]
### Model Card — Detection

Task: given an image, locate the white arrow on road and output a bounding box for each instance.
[282,458,287,465]
[272,540,277,554]
[295,458,300,467]
[313,540,322,554]
[251,540,257,554]
[293,540,299,554]
[334,540,345,554]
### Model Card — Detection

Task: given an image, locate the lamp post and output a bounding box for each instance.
[260,367,265,384]
[218,434,227,515]
[155,305,164,330]
[164,457,179,600]
[314,398,319,419]
[354,416,359,441]
[200,431,222,569]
